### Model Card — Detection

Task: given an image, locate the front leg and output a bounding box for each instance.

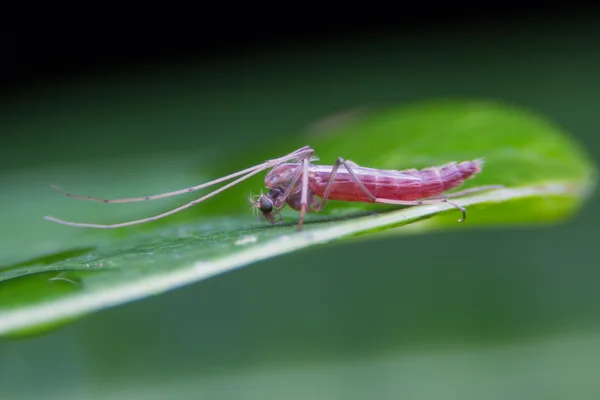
[297,158,310,230]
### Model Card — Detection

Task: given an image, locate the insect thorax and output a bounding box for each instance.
[264,163,302,190]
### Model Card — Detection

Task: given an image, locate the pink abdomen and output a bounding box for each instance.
[310,160,482,202]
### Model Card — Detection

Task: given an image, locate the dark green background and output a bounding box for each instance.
[2,17,599,399]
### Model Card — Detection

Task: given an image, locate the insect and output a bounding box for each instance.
[45,146,502,231]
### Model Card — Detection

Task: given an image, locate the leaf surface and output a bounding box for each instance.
[0,100,594,336]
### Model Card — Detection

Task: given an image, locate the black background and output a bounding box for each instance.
[5,4,598,91]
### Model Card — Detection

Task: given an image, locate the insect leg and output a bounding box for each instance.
[374,198,467,222]
[50,146,315,204]
[296,158,310,231]
[314,157,376,211]
[437,185,504,199]
[45,163,272,228]
[407,185,503,221]
[266,148,318,209]
[45,146,317,228]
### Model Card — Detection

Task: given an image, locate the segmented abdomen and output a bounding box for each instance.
[309,160,483,202]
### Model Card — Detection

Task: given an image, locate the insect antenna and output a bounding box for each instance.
[248,190,260,217]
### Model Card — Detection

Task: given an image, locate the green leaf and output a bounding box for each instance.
[0,100,595,337]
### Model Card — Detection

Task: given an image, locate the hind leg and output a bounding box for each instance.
[432,185,504,199]
[374,197,467,222]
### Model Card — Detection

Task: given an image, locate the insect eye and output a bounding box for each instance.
[258,196,273,214]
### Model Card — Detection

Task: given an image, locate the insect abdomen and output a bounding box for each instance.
[310,160,483,202]
[411,159,483,199]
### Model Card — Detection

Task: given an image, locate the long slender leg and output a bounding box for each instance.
[50,146,315,203]
[45,147,316,228]
[296,158,310,231]
[374,198,467,222]
[45,166,270,228]
[314,157,375,212]
[435,185,504,199]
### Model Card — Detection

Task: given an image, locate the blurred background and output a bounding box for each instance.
[2,5,600,399]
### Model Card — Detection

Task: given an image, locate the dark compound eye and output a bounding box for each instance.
[258,196,273,214]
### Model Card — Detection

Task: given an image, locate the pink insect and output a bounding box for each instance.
[45,146,502,230]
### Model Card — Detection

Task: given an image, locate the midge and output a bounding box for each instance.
[45,146,502,230]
